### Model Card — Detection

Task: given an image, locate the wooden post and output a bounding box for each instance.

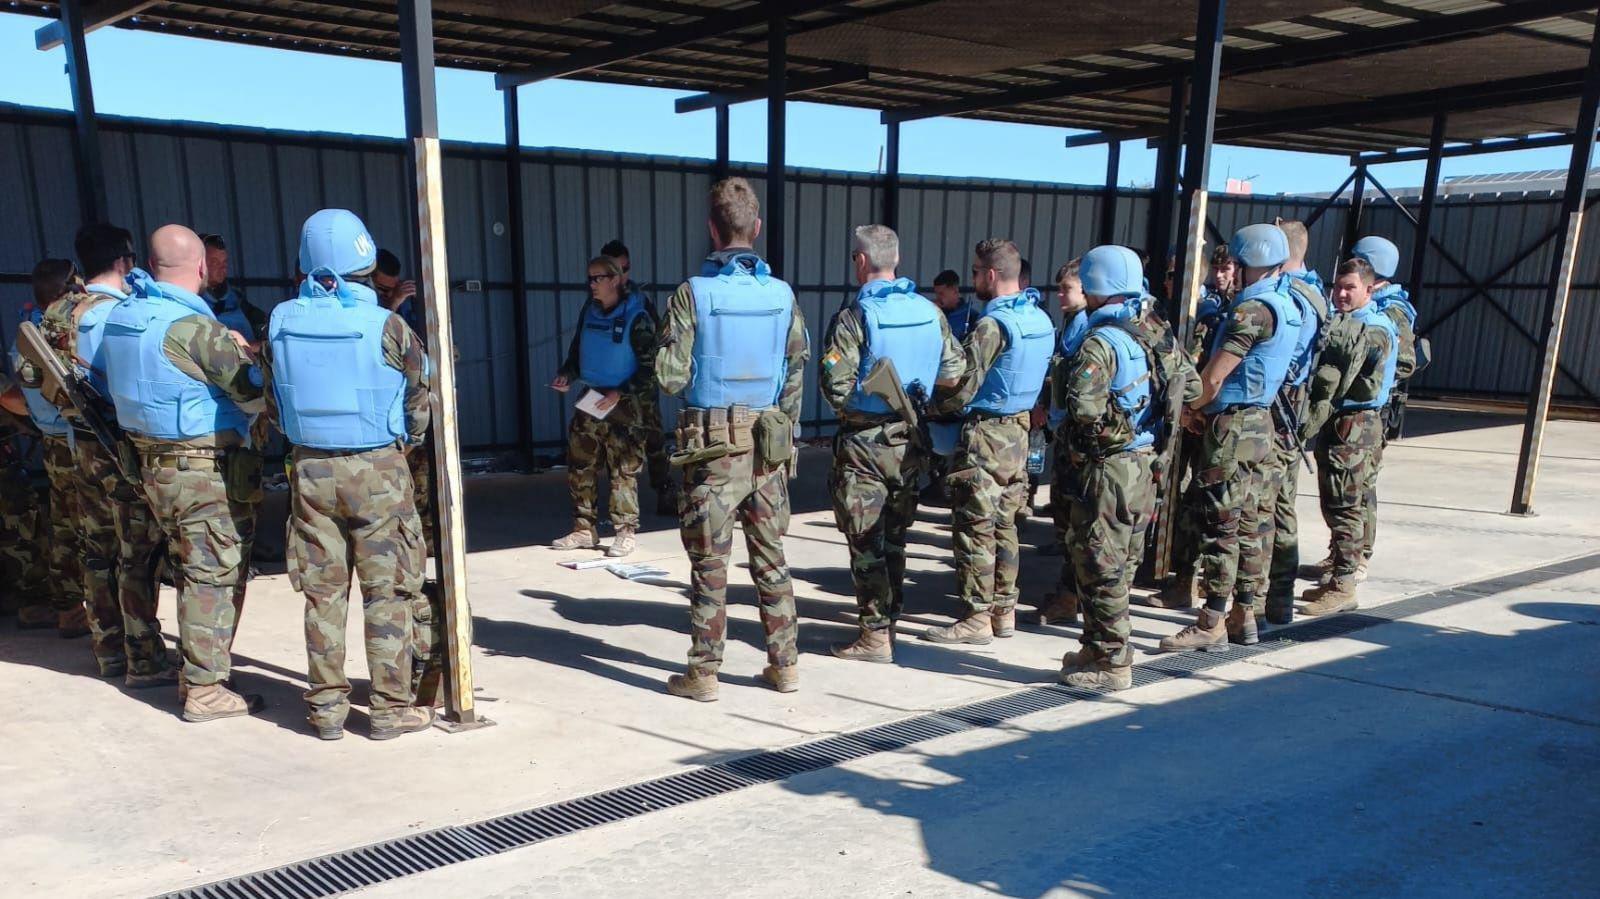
[1153,188,1210,579]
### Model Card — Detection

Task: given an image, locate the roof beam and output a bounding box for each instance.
[674,63,869,113]
[884,0,1599,124]
[495,0,844,90]
[1353,130,1600,165]
[35,0,157,51]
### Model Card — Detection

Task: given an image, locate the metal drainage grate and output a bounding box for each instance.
[160,550,1600,899]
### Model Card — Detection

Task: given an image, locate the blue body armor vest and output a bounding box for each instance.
[1085,302,1156,453]
[945,301,979,343]
[208,286,253,336]
[269,275,407,451]
[1374,283,1417,327]
[967,289,1054,416]
[847,278,942,416]
[1338,303,1400,411]
[684,254,793,410]
[1284,274,1328,389]
[1046,309,1091,432]
[1204,278,1303,413]
[13,306,68,437]
[101,276,249,442]
[76,284,126,396]
[577,293,646,389]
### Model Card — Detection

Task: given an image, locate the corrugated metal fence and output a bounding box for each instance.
[2,102,1595,450]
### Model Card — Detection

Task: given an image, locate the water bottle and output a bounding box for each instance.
[1026,429,1046,475]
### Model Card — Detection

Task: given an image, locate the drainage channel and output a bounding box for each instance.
[159,551,1600,899]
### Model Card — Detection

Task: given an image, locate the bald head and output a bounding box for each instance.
[148,224,207,293]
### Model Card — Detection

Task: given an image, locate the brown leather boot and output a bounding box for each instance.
[920,613,994,645]
[371,707,434,741]
[56,605,91,639]
[1036,591,1081,627]
[831,626,892,663]
[1301,582,1359,616]
[759,665,799,693]
[1158,607,1229,653]
[666,671,719,702]
[1226,603,1259,646]
[1146,573,1198,610]
[990,606,1017,638]
[182,683,265,722]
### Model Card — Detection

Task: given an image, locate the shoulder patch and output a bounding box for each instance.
[821,349,843,372]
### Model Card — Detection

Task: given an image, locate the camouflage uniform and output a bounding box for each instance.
[558,306,657,533]
[1304,313,1395,588]
[1191,298,1279,608]
[38,437,87,621]
[263,311,432,727]
[1363,299,1416,560]
[0,400,49,618]
[1161,291,1226,587]
[1062,309,1199,666]
[820,302,963,631]
[656,253,808,678]
[130,315,263,687]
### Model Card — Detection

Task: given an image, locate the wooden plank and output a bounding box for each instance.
[1510,210,1584,515]
[1153,187,1208,580]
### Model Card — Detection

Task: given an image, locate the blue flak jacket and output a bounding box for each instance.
[577,292,647,390]
[1338,302,1400,411]
[1284,275,1329,389]
[1085,301,1156,452]
[1204,277,1303,413]
[848,278,943,416]
[967,288,1053,416]
[685,253,794,411]
[268,274,408,451]
[102,274,249,442]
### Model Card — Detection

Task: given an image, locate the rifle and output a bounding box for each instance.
[14,321,140,486]
[1270,385,1313,473]
[860,357,922,431]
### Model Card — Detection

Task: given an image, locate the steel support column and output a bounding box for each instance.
[59,0,107,225]
[765,13,787,273]
[503,87,533,463]
[883,119,900,230]
[713,103,730,180]
[1511,29,1600,515]
[1098,140,1121,246]
[400,0,484,728]
[1343,165,1368,258]
[1409,113,1448,298]
[1146,76,1186,302]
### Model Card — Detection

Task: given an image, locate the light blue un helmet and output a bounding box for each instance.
[1228,223,1290,268]
[1079,245,1145,298]
[298,209,377,277]
[1351,236,1399,280]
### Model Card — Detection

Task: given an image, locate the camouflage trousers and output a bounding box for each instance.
[287,445,424,728]
[37,437,87,617]
[1068,449,1157,667]
[1264,439,1306,617]
[0,464,47,615]
[1362,437,1386,561]
[679,446,797,677]
[408,430,437,560]
[640,393,672,493]
[1168,430,1206,580]
[949,413,1029,614]
[141,454,254,686]
[1190,406,1274,607]
[568,409,644,531]
[1047,426,1081,596]
[828,421,922,631]
[1316,409,1384,588]
[79,439,170,676]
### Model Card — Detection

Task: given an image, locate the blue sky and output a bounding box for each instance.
[0,10,1581,195]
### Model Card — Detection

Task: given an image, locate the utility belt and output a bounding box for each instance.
[292,441,407,460]
[672,404,792,469]
[967,409,1031,426]
[140,442,264,504]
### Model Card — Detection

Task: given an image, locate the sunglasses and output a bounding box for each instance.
[587,273,617,284]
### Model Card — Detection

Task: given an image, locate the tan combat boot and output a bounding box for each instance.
[1146,572,1199,610]
[1035,591,1080,627]
[606,528,637,558]
[1058,645,1097,677]
[1061,660,1132,691]
[920,613,994,645]
[991,606,1017,638]
[551,527,599,550]
[1226,602,1259,646]
[831,626,893,664]
[371,707,434,741]
[666,671,719,702]
[1300,582,1359,616]
[182,683,263,723]
[56,605,91,639]
[1158,607,1230,653]
[759,665,799,693]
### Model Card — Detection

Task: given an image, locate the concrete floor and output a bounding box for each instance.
[2,408,1597,898]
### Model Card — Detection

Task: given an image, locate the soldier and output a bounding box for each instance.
[200,234,268,343]
[30,224,175,685]
[10,259,91,636]
[0,372,50,623]
[550,254,656,558]
[920,238,1053,646]
[656,176,808,701]
[373,248,436,562]
[1035,259,1089,625]
[823,225,964,663]
[1349,236,1416,577]
[1298,257,1398,615]
[101,224,263,720]
[1160,224,1302,653]
[1059,246,1198,689]
[264,209,434,740]
[1259,220,1328,625]
[601,239,680,517]
[921,268,976,505]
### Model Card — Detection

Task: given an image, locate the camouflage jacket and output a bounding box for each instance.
[936,316,1007,416]
[1063,307,1200,456]
[819,303,964,429]
[1383,303,1417,381]
[260,310,430,445]
[1301,311,1396,439]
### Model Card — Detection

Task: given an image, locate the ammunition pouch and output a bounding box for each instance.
[755,408,794,468]
[224,449,265,505]
[672,406,758,467]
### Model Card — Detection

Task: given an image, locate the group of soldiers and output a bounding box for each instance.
[2,211,441,740]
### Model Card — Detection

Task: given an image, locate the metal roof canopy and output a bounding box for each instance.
[11,0,1600,156]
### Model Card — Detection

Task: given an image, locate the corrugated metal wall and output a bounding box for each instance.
[3,103,1596,450]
